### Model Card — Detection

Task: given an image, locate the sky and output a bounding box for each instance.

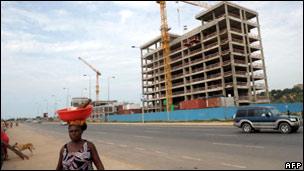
[1,1,303,119]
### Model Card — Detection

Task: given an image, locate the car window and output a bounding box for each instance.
[254,109,267,117]
[236,109,247,117]
[270,108,280,116]
[247,109,255,117]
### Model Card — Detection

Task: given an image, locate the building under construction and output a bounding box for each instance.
[140,1,270,113]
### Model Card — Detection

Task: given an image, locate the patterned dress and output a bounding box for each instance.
[62,140,93,170]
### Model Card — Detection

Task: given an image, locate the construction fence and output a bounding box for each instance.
[108,102,303,122]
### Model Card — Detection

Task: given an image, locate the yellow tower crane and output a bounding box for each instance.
[157,1,210,112]
[78,57,101,102]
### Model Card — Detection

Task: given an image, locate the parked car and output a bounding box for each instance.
[60,121,68,126]
[233,106,302,134]
[32,120,42,124]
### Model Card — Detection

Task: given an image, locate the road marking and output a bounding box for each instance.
[181,155,201,161]
[205,133,237,137]
[133,135,152,139]
[118,144,128,148]
[106,142,114,145]
[212,142,264,149]
[221,162,247,169]
[154,150,167,155]
[135,147,145,151]
[97,140,107,144]
[144,130,159,133]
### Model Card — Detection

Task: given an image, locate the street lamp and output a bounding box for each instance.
[141,95,145,123]
[35,102,40,116]
[51,95,57,118]
[63,87,70,108]
[107,76,116,102]
[81,88,88,97]
[43,99,48,116]
[132,45,149,122]
[83,74,91,99]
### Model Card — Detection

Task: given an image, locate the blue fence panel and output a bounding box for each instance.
[251,103,303,113]
[109,106,238,122]
[108,103,303,122]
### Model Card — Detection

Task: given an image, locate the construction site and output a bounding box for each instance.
[141,1,270,113]
[74,1,271,117]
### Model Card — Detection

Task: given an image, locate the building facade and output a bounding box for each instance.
[140,1,270,113]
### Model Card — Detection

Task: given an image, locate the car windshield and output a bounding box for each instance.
[270,108,280,116]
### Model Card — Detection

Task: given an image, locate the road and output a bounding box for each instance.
[26,122,303,170]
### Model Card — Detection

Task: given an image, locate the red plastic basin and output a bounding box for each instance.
[56,105,93,122]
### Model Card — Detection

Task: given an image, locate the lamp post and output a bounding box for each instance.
[106,76,115,122]
[132,45,145,122]
[63,87,70,108]
[107,76,116,102]
[81,88,88,97]
[83,74,91,99]
[141,95,145,123]
[43,99,48,116]
[35,102,40,116]
[51,95,57,118]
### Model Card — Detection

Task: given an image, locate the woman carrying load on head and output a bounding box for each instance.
[56,120,104,170]
[56,99,104,170]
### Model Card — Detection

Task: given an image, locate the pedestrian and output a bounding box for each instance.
[56,120,104,170]
[1,128,10,160]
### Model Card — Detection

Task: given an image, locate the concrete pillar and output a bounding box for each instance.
[225,4,239,105]
[256,15,270,103]
[216,22,226,97]
[240,9,252,102]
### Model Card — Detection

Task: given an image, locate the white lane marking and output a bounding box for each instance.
[135,147,145,151]
[221,162,247,169]
[133,135,152,139]
[105,142,114,145]
[205,133,237,137]
[97,140,107,144]
[144,130,159,133]
[154,150,167,155]
[181,155,201,161]
[118,144,128,148]
[212,142,264,149]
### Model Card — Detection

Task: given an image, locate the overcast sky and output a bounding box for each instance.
[1,1,303,119]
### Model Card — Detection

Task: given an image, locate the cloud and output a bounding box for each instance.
[1,1,303,118]
[113,1,155,11]
[119,10,133,24]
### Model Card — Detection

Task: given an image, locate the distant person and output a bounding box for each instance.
[56,121,104,170]
[1,128,10,160]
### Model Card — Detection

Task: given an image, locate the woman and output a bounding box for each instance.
[56,121,104,170]
[1,128,9,160]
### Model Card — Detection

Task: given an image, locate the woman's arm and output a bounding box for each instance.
[89,142,104,170]
[56,146,64,170]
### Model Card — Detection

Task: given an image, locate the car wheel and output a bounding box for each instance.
[242,123,252,133]
[279,122,291,134]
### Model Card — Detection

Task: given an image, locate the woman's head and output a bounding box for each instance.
[68,122,87,142]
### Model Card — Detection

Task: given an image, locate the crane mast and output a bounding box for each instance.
[78,57,101,102]
[158,1,173,112]
[157,1,210,112]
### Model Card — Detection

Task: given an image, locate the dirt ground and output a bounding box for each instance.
[2,124,140,170]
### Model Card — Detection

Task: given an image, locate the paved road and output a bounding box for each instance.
[26,122,303,170]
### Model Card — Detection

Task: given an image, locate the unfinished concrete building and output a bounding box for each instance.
[140,1,270,113]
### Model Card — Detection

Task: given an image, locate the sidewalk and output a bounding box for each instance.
[2,124,141,170]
